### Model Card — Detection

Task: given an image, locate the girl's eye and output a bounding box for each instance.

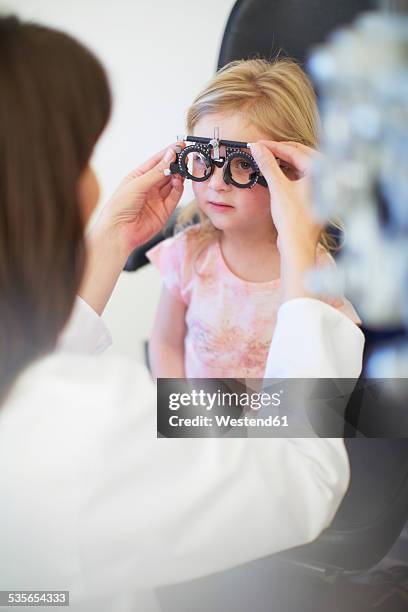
[193,155,205,165]
[238,161,251,170]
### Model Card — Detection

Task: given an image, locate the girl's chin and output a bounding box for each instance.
[207,216,240,232]
[199,205,231,225]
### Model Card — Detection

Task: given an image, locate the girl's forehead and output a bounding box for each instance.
[192,112,267,142]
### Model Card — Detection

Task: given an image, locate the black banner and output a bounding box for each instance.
[157,378,408,438]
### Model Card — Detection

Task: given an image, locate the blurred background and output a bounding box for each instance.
[8,0,236,361]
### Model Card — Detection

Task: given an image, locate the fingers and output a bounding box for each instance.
[279,141,321,166]
[141,139,186,184]
[257,140,319,175]
[157,176,184,218]
[248,142,285,194]
[159,174,183,200]
[133,148,168,176]
[164,176,184,212]
[159,182,173,201]
[139,145,176,176]
[132,146,180,193]
[124,142,184,182]
[280,141,319,155]
[120,149,167,184]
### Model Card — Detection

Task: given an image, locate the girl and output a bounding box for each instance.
[147,58,360,379]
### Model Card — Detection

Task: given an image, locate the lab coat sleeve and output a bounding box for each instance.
[265,298,365,378]
[57,296,112,354]
[77,298,363,596]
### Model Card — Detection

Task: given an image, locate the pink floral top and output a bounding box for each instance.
[147,227,360,378]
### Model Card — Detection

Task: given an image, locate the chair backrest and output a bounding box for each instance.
[217,0,376,69]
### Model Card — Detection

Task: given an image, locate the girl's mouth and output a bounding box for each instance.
[208,201,234,211]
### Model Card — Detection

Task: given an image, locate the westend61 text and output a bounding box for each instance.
[168,389,283,411]
[169,415,289,427]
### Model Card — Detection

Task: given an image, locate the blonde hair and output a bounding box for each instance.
[177,57,340,257]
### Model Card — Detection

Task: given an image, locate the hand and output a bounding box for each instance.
[249,141,323,301]
[249,140,322,258]
[79,145,184,315]
[97,145,184,257]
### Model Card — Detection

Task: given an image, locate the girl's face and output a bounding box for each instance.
[191,112,274,234]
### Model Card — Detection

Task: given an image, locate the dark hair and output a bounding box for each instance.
[0,16,111,403]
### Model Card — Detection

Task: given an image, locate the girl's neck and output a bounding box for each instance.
[219,226,281,283]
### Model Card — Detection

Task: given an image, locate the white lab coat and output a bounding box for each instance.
[0,297,364,612]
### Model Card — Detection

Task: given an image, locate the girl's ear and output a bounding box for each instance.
[77,165,100,226]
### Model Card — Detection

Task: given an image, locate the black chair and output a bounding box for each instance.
[217,0,375,69]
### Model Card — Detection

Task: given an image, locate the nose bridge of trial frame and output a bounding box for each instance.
[177,126,250,165]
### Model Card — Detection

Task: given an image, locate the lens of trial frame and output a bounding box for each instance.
[184,151,212,179]
[229,155,255,185]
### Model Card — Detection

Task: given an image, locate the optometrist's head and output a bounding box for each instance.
[0,15,111,401]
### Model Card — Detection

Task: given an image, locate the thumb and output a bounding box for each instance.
[249,142,285,194]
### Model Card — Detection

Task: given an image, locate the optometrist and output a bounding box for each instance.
[0,17,364,612]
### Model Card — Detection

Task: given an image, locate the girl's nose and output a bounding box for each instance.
[207,165,229,191]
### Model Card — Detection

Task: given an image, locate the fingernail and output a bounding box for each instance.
[164,148,175,162]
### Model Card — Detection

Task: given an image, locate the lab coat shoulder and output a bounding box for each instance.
[4,350,155,468]
[10,347,152,416]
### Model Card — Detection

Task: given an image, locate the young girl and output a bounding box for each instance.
[147,58,360,378]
